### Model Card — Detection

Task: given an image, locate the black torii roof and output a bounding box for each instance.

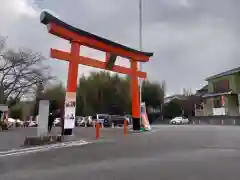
[40,11,153,58]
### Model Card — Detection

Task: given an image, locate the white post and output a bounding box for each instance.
[233,119,236,125]
[221,120,224,125]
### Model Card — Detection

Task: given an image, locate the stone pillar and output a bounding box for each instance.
[37,100,50,136]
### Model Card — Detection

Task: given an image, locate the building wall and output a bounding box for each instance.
[235,72,240,93]
[204,99,213,116]
[226,95,239,116]
[204,95,239,116]
[190,116,240,125]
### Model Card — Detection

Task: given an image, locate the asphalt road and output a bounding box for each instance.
[1,125,240,180]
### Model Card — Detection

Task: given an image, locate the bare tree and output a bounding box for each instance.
[0,36,54,104]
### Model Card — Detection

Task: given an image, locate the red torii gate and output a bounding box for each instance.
[40,11,153,135]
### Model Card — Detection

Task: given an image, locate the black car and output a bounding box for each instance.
[111,115,126,127]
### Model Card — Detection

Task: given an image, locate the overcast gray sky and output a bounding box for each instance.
[1,0,240,96]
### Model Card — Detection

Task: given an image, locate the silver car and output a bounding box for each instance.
[170,117,189,125]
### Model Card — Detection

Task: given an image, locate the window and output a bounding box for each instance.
[213,79,229,92]
[195,103,204,109]
[213,97,222,108]
[203,99,207,104]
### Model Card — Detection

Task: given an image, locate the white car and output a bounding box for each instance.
[29,121,37,127]
[170,117,189,125]
[16,119,24,126]
[6,118,16,128]
[53,118,61,126]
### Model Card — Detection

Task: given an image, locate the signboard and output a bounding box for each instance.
[64,92,76,129]
[213,108,226,116]
[140,102,151,131]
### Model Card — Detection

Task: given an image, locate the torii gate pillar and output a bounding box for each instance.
[131,60,141,130]
[63,42,80,135]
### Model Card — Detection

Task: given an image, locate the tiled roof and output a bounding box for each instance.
[164,95,188,103]
[206,66,240,81]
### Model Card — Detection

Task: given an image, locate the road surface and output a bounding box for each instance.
[1,125,240,180]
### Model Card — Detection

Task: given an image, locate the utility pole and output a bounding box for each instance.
[139,0,143,112]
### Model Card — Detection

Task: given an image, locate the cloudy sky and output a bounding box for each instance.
[1,0,240,95]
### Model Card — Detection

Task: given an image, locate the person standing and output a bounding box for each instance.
[48,112,54,133]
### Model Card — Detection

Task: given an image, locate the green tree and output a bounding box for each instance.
[142,80,165,109]
[32,83,65,116]
[35,72,166,118]
[9,104,22,119]
[164,100,182,119]
[44,83,65,113]
[76,72,131,116]
[76,71,164,117]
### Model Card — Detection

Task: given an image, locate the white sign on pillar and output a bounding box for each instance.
[64,92,76,129]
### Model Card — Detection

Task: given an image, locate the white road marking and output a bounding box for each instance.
[0,140,90,158]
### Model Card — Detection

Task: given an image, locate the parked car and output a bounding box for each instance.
[90,114,111,127]
[75,119,81,127]
[170,116,189,125]
[78,119,85,127]
[7,118,16,128]
[124,115,132,125]
[100,114,111,127]
[28,121,38,127]
[75,116,84,126]
[53,118,61,126]
[111,115,126,127]
[96,114,107,125]
[16,119,24,127]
